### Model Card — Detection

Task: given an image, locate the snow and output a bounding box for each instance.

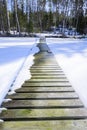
[47,38,87,107]
[0,36,87,108]
[0,37,39,106]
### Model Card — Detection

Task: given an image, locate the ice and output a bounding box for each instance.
[0,36,87,108]
[0,37,39,106]
[47,38,87,107]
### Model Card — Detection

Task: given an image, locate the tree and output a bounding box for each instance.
[4,0,10,34]
[0,0,87,35]
[26,9,33,33]
[72,0,85,33]
[52,0,60,26]
[37,0,46,31]
[77,0,84,33]
[26,0,30,22]
[14,0,21,34]
[0,0,5,33]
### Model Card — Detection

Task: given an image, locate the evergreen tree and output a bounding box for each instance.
[26,10,33,33]
[14,0,21,34]
[0,1,5,33]
[0,0,87,35]
[48,11,54,28]
[42,12,49,30]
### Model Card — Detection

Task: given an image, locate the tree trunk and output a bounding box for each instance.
[0,1,5,33]
[14,0,21,35]
[5,0,10,34]
[26,0,30,22]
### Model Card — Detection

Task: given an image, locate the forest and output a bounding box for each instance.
[0,0,87,36]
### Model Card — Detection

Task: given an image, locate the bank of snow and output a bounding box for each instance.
[47,38,87,108]
[0,37,39,106]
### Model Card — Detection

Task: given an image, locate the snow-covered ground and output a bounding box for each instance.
[47,38,87,107]
[0,37,87,108]
[0,37,39,106]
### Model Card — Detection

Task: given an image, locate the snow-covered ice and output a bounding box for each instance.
[0,37,87,108]
[0,37,39,106]
[47,38,87,107]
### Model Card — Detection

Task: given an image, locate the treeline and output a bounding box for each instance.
[0,0,87,35]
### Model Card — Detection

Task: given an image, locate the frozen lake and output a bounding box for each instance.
[47,38,87,107]
[0,37,87,108]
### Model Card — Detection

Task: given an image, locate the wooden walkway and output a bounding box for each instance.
[0,41,87,130]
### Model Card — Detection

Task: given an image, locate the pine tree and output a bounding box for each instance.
[26,9,33,33]
[0,0,5,33]
[14,0,21,35]
[77,0,84,33]
[4,0,10,34]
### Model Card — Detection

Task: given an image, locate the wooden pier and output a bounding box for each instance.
[0,40,87,129]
